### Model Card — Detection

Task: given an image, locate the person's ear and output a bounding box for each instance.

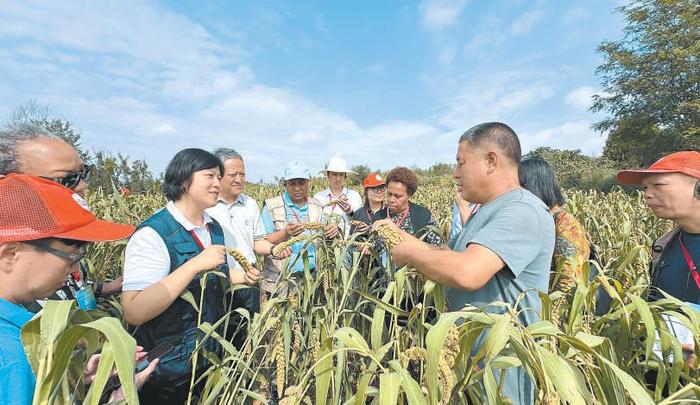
[485,151,498,173]
[694,180,700,199]
[0,242,21,267]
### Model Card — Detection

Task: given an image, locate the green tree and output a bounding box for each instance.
[524,147,619,191]
[349,164,372,187]
[592,0,700,167]
[6,101,90,161]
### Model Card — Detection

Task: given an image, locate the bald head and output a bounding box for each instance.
[459,122,521,166]
[0,124,87,195]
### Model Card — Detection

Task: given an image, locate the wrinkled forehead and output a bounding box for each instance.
[640,172,694,186]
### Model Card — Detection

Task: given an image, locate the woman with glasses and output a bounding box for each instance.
[350,173,386,233]
[121,148,260,403]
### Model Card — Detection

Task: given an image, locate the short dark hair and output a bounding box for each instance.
[162,148,223,201]
[519,157,565,209]
[386,167,419,197]
[459,122,522,165]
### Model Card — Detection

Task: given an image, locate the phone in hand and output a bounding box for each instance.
[135,341,173,372]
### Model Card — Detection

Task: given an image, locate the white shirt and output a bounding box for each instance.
[206,194,266,271]
[313,186,363,234]
[122,201,214,292]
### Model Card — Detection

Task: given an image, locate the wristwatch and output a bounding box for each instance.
[93,282,103,297]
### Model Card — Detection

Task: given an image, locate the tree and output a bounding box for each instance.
[524,147,619,191]
[348,164,372,187]
[592,0,700,167]
[5,101,159,193]
[6,101,90,161]
[90,151,159,194]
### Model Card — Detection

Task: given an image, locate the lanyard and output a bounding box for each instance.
[388,206,410,227]
[290,208,306,224]
[327,190,346,214]
[189,224,210,251]
[469,204,480,216]
[678,231,700,290]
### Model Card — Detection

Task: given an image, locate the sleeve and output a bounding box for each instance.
[0,359,35,405]
[349,190,363,212]
[252,206,267,239]
[122,227,171,291]
[469,201,547,278]
[260,205,276,235]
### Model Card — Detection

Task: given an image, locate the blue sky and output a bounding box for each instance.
[0,0,626,181]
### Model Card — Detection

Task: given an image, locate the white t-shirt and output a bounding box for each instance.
[206,194,266,271]
[313,186,363,233]
[122,201,214,292]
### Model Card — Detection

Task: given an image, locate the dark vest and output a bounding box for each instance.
[131,208,229,386]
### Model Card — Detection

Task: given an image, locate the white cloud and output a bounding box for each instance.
[510,10,543,35]
[418,0,469,32]
[437,71,554,129]
[565,86,597,110]
[520,120,605,154]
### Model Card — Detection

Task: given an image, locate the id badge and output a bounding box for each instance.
[76,286,97,310]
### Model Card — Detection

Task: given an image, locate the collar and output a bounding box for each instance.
[0,298,34,329]
[283,191,308,210]
[325,186,347,198]
[217,194,247,207]
[166,201,214,231]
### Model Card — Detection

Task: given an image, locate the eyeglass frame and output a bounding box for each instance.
[40,164,93,190]
[367,185,386,193]
[24,239,87,266]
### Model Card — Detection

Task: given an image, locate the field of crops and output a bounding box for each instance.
[29,179,699,404]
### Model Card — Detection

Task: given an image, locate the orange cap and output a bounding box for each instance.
[362,173,385,188]
[617,151,700,185]
[0,174,135,243]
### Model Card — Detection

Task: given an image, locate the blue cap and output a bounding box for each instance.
[282,160,312,180]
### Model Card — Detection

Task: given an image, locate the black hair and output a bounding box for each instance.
[518,157,565,209]
[459,122,522,165]
[162,148,223,201]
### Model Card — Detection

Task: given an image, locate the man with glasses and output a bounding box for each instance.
[206,148,290,346]
[0,174,157,404]
[0,123,120,309]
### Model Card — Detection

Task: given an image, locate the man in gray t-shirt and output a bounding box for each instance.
[446,187,554,320]
[373,122,555,404]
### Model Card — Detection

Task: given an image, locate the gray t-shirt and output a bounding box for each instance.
[446,188,555,404]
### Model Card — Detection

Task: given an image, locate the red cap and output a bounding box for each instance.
[362,173,385,188]
[617,151,700,185]
[0,174,135,243]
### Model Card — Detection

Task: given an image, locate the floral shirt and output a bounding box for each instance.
[550,208,590,292]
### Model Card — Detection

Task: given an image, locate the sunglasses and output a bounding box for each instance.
[41,164,93,190]
[368,186,386,192]
[25,240,87,266]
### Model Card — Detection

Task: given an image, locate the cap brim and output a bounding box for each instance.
[54,219,135,242]
[616,169,678,185]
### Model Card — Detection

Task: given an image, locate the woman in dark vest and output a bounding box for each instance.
[121,148,259,403]
[381,167,442,245]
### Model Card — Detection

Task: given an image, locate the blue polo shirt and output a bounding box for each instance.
[261,192,316,273]
[0,298,35,404]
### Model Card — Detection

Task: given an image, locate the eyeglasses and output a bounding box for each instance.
[368,186,386,193]
[25,240,87,265]
[41,164,93,190]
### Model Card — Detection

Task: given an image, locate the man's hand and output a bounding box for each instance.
[285,222,304,237]
[336,197,352,214]
[324,223,340,239]
[272,245,292,258]
[84,345,159,401]
[101,276,123,295]
[244,266,261,285]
